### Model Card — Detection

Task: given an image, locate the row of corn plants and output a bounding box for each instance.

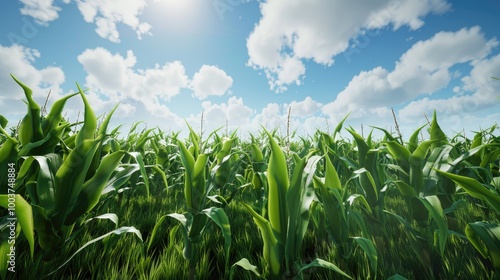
[0,76,499,279]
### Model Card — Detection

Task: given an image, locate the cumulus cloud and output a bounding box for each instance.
[77,47,189,117]
[19,0,70,25]
[186,96,253,133]
[191,65,233,100]
[322,26,498,120]
[75,0,152,42]
[399,53,500,121]
[288,96,322,117]
[247,0,451,92]
[18,0,152,42]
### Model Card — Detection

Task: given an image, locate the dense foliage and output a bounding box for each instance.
[1,76,500,279]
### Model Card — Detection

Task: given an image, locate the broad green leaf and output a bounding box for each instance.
[436,170,500,214]
[84,213,119,227]
[296,258,352,279]
[53,138,101,229]
[127,152,150,197]
[42,92,79,135]
[46,226,142,277]
[65,151,126,225]
[325,153,342,191]
[346,127,369,166]
[465,222,500,268]
[26,154,61,215]
[0,115,7,129]
[347,194,372,214]
[0,132,19,195]
[75,83,97,146]
[429,111,448,150]
[351,168,378,204]
[31,205,61,252]
[384,141,410,170]
[242,203,280,277]
[285,153,317,269]
[0,194,34,258]
[202,207,231,268]
[147,214,168,252]
[12,75,43,146]
[392,180,417,197]
[97,104,119,136]
[407,124,428,153]
[230,258,263,280]
[265,130,289,246]
[313,176,346,245]
[333,113,350,141]
[416,196,448,256]
[101,165,140,195]
[352,237,377,273]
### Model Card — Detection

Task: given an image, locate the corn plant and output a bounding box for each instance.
[148,125,231,280]
[0,77,142,278]
[236,130,352,279]
[436,169,500,269]
[313,154,378,276]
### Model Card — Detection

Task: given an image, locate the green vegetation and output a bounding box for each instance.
[1,76,500,279]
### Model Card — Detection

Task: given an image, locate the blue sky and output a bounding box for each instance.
[1,0,499,140]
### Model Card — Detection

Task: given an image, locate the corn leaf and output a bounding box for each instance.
[242,203,280,277]
[265,130,289,246]
[75,83,97,146]
[285,154,318,269]
[53,138,101,229]
[11,74,43,145]
[465,222,500,268]
[202,207,231,268]
[416,196,448,256]
[352,237,377,273]
[46,226,142,277]
[31,205,61,252]
[436,170,500,214]
[230,258,264,280]
[65,151,126,225]
[296,258,352,279]
[0,194,34,258]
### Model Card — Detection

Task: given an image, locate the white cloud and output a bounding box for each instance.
[288,96,322,117]
[75,0,152,42]
[186,96,253,135]
[77,47,189,117]
[247,0,451,92]
[19,0,70,25]
[18,0,152,43]
[191,65,233,100]
[399,53,500,121]
[322,26,498,120]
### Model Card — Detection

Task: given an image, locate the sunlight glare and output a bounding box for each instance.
[151,0,209,32]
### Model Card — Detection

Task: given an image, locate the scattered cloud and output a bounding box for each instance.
[288,96,322,117]
[188,96,253,133]
[77,47,189,116]
[247,0,451,92]
[399,53,500,121]
[322,26,498,121]
[18,0,152,42]
[191,65,233,100]
[75,0,152,42]
[19,0,70,25]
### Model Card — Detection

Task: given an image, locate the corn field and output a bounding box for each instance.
[1,76,500,279]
